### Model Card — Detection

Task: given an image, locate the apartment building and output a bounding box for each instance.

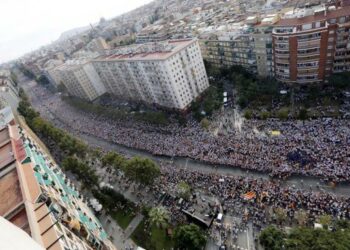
[253,19,276,77]
[87,37,110,52]
[43,59,64,88]
[200,30,258,74]
[136,25,170,44]
[272,4,350,84]
[0,107,115,250]
[92,39,209,110]
[55,59,107,101]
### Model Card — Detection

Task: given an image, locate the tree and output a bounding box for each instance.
[17,100,39,125]
[200,118,210,130]
[124,157,160,185]
[275,207,287,225]
[328,72,350,89]
[148,207,170,229]
[174,224,207,250]
[238,95,248,108]
[62,156,99,187]
[259,226,285,250]
[37,75,50,85]
[318,214,332,229]
[277,107,289,120]
[294,210,308,226]
[260,111,270,120]
[285,227,350,250]
[101,151,126,169]
[260,224,350,250]
[203,86,221,116]
[177,181,191,200]
[57,83,67,93]
[298,108,308,120]
[334,219,350,230]
[244,109,253,119]
[10,72,18,86]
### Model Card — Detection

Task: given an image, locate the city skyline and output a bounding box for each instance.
[0,0,152,63]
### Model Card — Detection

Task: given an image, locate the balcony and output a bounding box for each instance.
[297,68,319,74]
[297,52,320,58]
[273,27,295,34]
[275,58,290,65]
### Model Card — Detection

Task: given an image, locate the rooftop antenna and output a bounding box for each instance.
[90,23,97,37]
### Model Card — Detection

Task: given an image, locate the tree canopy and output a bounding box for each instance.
[259,225,285,250]
[61,156,98,187]
[101,151,127,169]
[259,223,350,250]
[124,157,160,185]
[177,181,191,200]
[174,224,207,250]
[148,207,170,228]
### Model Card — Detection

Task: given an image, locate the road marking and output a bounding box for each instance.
[246,229,250,250]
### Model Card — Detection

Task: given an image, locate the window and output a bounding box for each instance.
[302,23,312,30]
[329,18,336,24]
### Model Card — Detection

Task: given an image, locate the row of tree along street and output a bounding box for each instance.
[17,88,208,250]
[202,61,350,121]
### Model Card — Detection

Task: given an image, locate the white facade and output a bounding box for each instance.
[93,39,209,109]
[54,59,106,101]
[86,37,110,52]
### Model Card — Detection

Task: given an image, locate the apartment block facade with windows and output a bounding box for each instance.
[0,107,115,250]
[253,25,275,77]
[200,33,258,74]
[55,59,107,101]
[272,5,350,84]
[92,39,209,110]
[199,15,278,78]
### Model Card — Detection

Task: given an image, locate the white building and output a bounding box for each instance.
[92,39,209,110]
[43,59,64,88]
[54,59,106,101]
[86,37,110,52]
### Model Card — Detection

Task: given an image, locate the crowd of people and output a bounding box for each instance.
[157,165,350,228]
[28,84,350,182]
[24,83,350,248]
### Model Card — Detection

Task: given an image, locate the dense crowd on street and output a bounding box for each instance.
[157,165,350,228]
[29,85,350,182]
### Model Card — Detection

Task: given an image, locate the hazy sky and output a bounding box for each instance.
[0,0,153,63]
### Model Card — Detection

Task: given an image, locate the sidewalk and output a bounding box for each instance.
[99,212,138,250]
[124,213,144,238]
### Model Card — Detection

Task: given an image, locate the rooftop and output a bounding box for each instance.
[95,39,196,62]
[0,126,14,171]
[0,167,23,216]
[275,5,350,26]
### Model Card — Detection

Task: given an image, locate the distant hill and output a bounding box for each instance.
[58,26,91,41]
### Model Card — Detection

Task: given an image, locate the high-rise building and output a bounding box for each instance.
[92,39,209,110]
[272,5,350,84]
[253,23,275,78]
[199,26,258,74]
[0,107,115,250]
[55,59,107,101]
[199,15,278,78]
